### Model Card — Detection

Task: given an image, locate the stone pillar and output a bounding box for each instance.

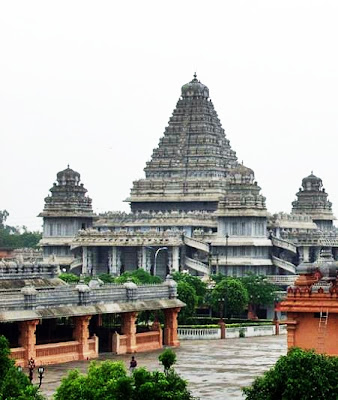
[142,247,147,270]
[87,248,93,275]
[121,312,138,353]
[18,319,39,364]
[73,315,92,360]
[303,247,309,262]
[82,246,88,274]
[163,308,180,347]
[116,248,122,274]
[167,248,173,272]
[146,249,152,273]
[108,247,113,274]
[172,246,180,272]
[91,248,98,275]
[137,247,143,269]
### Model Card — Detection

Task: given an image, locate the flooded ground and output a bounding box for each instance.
[39,335,287,399]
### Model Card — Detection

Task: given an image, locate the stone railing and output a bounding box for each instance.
[272,256,296,274]
[184,256,209,275]
[271,236,297,254]
[0,262,58,279]
[178,328,221,340]
[184,235,210,253]
[178,325,287,340]
[0,279,177,313]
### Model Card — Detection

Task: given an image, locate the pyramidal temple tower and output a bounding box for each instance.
[39,166,94,268]
[127,74,239,212]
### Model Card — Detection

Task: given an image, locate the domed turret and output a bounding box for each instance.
[57,166,81,186]
[227,164,255,185]
[181,73,209,99]
[301,173,323,192]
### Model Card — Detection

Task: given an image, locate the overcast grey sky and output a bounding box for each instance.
[1,1,338,231]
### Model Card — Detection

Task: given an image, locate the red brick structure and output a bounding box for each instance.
[280,259,338,356]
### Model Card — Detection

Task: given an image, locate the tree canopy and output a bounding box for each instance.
[0,210,41,249]
[241,274,277,308]
[243,347,338,400]
[176,281,198,324]
[0,335,45,400]
[211,277,248,318]
[172,272,207,306]
[55,356,196,400]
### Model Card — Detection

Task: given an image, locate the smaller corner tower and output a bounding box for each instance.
[38,166,94,269]
[292,172,335,231]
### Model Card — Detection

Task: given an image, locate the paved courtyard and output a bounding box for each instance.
[39,335,287,399]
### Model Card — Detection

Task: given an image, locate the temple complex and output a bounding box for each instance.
[37,76,338,285]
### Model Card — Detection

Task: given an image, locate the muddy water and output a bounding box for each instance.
[39,335,287,399]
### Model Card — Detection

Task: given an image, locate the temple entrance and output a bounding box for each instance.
[0,322,19,347]
[36,318,73,345]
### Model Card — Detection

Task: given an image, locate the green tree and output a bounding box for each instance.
[177,281,198,324]
[0,335,45,400]
[0,210,9,228]
[158,348,177,374]
[115,269,162,285]
[55,359,196,400]
[241,274,278,319]
[58,273,80,284]
[172,272,207,306]
[243,347,338,400]
[211,278,248,318]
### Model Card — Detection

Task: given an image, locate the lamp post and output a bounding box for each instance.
[153,247,168,276]
[28,357,35,383]
[18,362,45,389]
[225,233,229,267]
[38,366,45,388]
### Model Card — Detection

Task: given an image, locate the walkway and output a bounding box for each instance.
[39,335,287,399]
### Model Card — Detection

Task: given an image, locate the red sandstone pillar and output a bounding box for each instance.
[18,319,39,365]
[73,315,92,360]
[285,314,298,348]
[164,308,180,347]
[121,312,138,353]
[219,319,226,339]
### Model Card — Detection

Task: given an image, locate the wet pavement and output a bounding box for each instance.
[38,335,287,399]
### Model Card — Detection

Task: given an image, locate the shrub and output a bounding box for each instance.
[243,347,338,400]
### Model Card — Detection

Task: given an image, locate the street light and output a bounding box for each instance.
[28,357,35,383]
[225,233,229,267]
[38,366,45,388]
[154,247,168,276]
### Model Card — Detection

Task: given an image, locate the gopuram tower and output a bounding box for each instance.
[292,173,335,231]
[127,73,239,213]
[39,166,95,270]
[71,75,273,280]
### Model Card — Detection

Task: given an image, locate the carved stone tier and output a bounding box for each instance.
[128,74,239,208]
[71,229,184,249]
